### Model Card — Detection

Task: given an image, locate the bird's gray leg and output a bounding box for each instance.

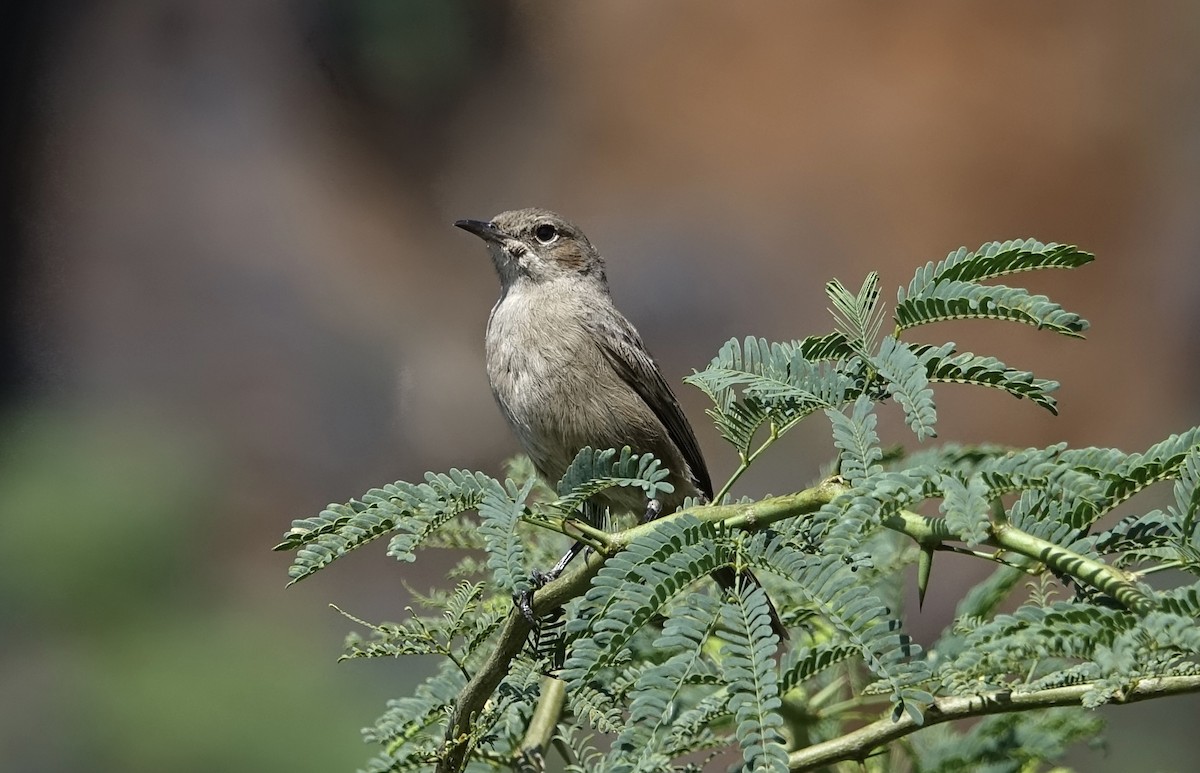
[519,499,659,621]
[517,502,613,626]
[547,541,586,578]
[517,540,586,625]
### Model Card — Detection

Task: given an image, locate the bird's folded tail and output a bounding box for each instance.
[710,565,789,642]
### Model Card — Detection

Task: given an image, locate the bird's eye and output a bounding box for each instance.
[533,223,558,244]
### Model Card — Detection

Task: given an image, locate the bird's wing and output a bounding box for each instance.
[591,315,714,500]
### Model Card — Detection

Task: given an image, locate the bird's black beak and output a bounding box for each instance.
[454,219,507,244]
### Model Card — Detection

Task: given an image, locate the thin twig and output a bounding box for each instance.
[715,422,780,503]
[787,675,1200,771]
[518,677,567,761]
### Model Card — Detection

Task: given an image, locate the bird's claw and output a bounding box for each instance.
[517,589,538,626]
[641,498,663,524]
[515,575,547,627]
[517,568,556,626]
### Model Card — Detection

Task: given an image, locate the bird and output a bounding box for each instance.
[455,207,786,640]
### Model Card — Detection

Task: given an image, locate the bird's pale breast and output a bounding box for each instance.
[485,283,693,511]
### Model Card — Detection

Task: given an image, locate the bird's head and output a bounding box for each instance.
[455,208,607,287]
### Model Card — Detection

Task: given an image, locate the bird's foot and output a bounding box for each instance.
[516,570,553,626]
[641,498,663,524]
[516,541,584,626]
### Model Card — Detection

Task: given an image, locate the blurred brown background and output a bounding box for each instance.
[2,2,1198,771]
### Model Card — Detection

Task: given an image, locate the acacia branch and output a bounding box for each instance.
[787,675,1200,771]
[436,545,605,773]
[436,486,835,772]
[518,677,567,760]
[436,477,1154,772]
[879,509,1154,613]
[704,477,1151,613]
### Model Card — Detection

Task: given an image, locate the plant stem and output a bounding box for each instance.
[714,456,751,505]
[714,423,780,502]
[1131,561,1185,578]
[436,478,1156,772]
[436,549,606,773]
[521,513,614,551]
[990,519,1153,613]
[518,677,567,760]
[935,544,1040,572]
[787,675,1200,771]
[880,509,1154,613]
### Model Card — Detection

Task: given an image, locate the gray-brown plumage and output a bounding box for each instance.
[456,208,786,640]
[460,208,708,514]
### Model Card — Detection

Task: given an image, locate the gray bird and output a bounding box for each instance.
[456,208,785,639]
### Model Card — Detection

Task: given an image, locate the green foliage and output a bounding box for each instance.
[479,478,535,597]
[918,344,1061,414]
[939,472,992,547]
[779,642,860,691]
[551,445,674,514]
[274,470,497,584]
[745,534,934,721]
[684,335,854,459]
[336,582,496,663]
[718,582,789,772]
[561,516,729,691]
[612,593,722,770]
[826,272,885,357]
[896,239,1093,335]
[905,239,1093,293]
[825,395,883,485]
[874,336,938,440]
[910,707,1103,773]
[277,237,1200,773]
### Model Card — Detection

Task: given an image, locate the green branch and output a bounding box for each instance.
[879,509,1154,613]
[517,677,566,761]
[437,549,606,773]
[435,478,1154,772]
[435,488,833,772]
[989,518,1152,612]
[715,423,780,503]
[522,511,615,552]
[787,675,1200,771]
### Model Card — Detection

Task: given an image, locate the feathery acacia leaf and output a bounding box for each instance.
[939,473,992,547]
[686,336,854,455]
[911,707,1102,772]
[905,240,1093,296]
[612,594,723,769]
[798,330,857,361]
[826,395,884,485]
[276,470,497,584]
[874,337,938,441]
[826,272,884,356]
[551,446,673,514]
[718,582,789,773]
[1093,427,1200,513]
[894,280,1089,336]
[744,534,933,720]
[779,642,860,691]
[478,477,535,597]
[361,660,464,762]
[567,683,623,736]
[917,345,1061,414]
[562,516,727,692]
